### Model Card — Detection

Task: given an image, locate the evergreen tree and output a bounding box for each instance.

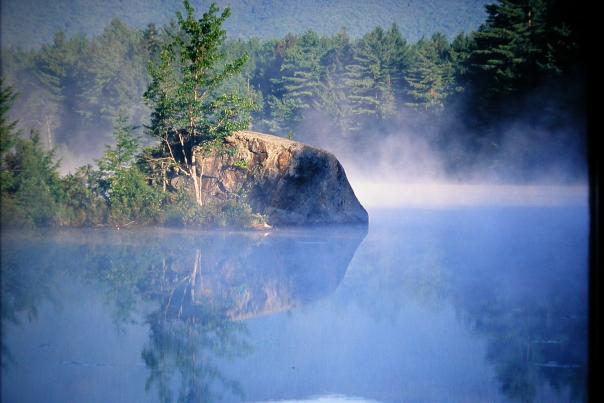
[97,116,162,225]
[81,19,150,128]
[468,0,549,97]
[142,23,162,62]
[383,24,413,102]
[34,32,89,146]
[144,0,255,206]
[0,79,20,216]
[405,34,457,112]
[1,79,63,227]
[461,0,579,127]
[97,115,141,179]
[59,165,107,226]
[2,131,63,227]
[318,29,356,134]
[342,27,403,130]
[269,31,324,132]
[0,79,19,166]
[450,32,473,79]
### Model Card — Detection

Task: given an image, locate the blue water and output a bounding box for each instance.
[1,206,589,402]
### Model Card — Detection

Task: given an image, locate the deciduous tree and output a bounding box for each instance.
[144,0,255,206]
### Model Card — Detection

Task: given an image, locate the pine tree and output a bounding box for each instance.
[405,34,457,112]
[81,19,149,127]
[342,27,402,130]
[33,32,69,148]
[34,32,89,146]
[97,116,162,225]
[342,39,380,129]
[1,78,65,227]
[0,79,19,163]
[318,30,356,134]
[0,79,20,212]
[468,0,548,97]
[269,31,324,132]
[383,24,413,102]
[142,23,162,62]
[144,0,255,206]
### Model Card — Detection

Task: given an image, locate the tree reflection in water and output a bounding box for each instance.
[457,282,587,403]
[5,220,584,402]
[1,232,61,370]
[138,244,250,403]
[345,211,587,403]
[1,226,366,402]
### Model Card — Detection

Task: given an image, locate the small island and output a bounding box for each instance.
[0,1,366,229]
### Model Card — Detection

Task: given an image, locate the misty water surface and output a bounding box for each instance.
[1,204,588,402]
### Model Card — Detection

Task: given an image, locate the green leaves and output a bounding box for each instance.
[254,24,414,135]
[145,1,254,163]
[0,79,19,161]
[468,0,573,98]
[405,34,458,112]
[97,115,141,175]
[95,116,164,226]
[1,130,63,227]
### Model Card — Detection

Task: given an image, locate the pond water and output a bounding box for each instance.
[1,205,589,402]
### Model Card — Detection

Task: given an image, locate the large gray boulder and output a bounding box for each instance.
[185,131,368,225]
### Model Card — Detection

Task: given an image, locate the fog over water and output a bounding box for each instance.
[1,87,590,402]
[0,1,591,400]
[1,198,589,402]
[1,60,589,402]
[329,132,587,210]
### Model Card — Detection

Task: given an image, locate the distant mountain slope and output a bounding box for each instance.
[1,0,490,48]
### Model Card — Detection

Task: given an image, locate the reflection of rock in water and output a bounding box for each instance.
[1,227,366,402]
[3,226,366,322]
[142,227,365,402]
[192,227,367,320]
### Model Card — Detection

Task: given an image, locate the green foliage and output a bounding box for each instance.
[343,26,408,126]
[105,167,163,226]
[271,31,324,127]
[2,21,153,154]
[144,0,256,205]
[2,131,63,227]
[80,19,150,123]
[0,79,19,191]
[97,115,141,177]
[405,33,458,112]
[97,116,164,226]
[163,188,259,228]
[0,0,587,225]
[144,1,254,145]
[1,78,107,227]
[248,25,414,135]
[467,0,578,99]
[0,76,258,229]
[2,0,582,152]
[1,0,492,49]
[232,159,247,170]
[59,165,107,226]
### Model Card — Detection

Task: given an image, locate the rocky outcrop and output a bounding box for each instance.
[183,131,368,225]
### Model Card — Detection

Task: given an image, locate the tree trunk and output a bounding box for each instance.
[45,115,53,149]
[191,151,203,206]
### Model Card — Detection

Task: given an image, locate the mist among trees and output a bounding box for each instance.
[0,0,587,228]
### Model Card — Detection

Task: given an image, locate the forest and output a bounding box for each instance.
[1,0,491,48]
[0,0,587,228]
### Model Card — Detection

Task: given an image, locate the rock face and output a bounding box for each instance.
[186,131,368,225]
